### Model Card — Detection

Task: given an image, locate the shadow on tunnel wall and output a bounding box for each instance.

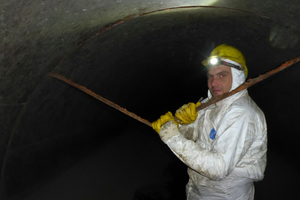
[1,4,300,200]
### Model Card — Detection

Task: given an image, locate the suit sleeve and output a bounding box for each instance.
[159,108,258,181]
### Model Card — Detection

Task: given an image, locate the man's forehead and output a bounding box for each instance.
[207,65,232,74]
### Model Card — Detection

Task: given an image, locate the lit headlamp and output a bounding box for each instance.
[207,57,242,71]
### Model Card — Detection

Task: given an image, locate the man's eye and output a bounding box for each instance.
[220,74,225,78]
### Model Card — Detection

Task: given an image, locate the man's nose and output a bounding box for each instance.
[211,77,218,86]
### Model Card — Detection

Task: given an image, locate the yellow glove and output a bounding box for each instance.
[175,102,201,124]
[152,111,178,133]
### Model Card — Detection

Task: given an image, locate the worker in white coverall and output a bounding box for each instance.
[152,44,267,200]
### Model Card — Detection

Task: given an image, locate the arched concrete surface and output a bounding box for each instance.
[1,1,300,199]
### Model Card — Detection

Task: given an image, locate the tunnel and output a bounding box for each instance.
[1,1,300,199]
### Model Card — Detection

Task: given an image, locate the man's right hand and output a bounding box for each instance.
[152,111,178,133]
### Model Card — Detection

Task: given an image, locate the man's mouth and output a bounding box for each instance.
[213,89,222,93]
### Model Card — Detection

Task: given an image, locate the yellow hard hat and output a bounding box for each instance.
[202,44,248,76]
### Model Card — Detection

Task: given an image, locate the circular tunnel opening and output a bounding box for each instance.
[2,6,300,200]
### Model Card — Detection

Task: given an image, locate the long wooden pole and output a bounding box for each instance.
[48,55,300,127]
[48,72,153,127]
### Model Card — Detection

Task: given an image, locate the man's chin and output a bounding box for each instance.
[212,91,223,97]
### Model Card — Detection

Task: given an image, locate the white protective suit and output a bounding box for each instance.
[159,65,267,200]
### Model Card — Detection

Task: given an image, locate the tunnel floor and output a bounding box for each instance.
[17,132,299,200]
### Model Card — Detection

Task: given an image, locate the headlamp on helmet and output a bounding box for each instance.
[207,56,242,71]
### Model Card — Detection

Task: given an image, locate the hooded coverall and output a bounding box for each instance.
[158,68,267,200]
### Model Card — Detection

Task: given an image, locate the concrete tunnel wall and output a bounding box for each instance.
[1,0,300,199]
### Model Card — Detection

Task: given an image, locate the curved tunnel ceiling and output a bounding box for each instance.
[1,1,300,200]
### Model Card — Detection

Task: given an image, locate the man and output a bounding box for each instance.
[152,44,267,200]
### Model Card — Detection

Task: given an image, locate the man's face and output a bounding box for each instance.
[207,65,233,97]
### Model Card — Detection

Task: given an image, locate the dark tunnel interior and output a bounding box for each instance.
[1,1,300,200]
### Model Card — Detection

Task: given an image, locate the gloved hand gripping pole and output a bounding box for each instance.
[48,55,300,127]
